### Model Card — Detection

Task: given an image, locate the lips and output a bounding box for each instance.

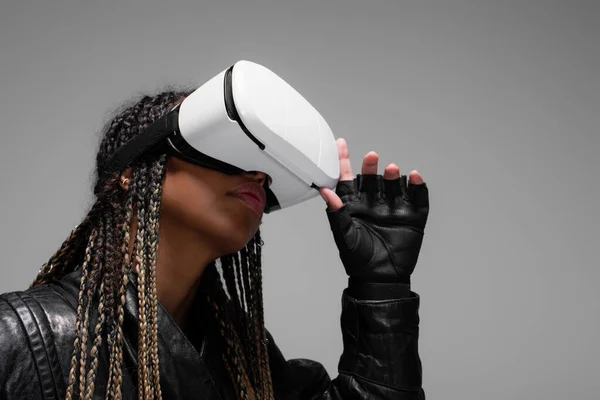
[229,183,266,216]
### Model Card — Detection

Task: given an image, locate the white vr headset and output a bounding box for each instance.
[102,60,340,213]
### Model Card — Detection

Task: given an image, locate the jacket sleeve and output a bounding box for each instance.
[268,282,425,400]
[0,296,44,399]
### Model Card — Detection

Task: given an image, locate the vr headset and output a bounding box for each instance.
[102,60,340,213]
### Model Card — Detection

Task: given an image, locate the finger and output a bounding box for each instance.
[408,170,424,185]
[383,163,400,180]
[357,174,381,193]
[361,151,379,175]
[383,163,402,197]
[326,203,360,254]
[383,177,402,197]
[407,170,429,208]
[337,138,354,181]
[320,187,344,211]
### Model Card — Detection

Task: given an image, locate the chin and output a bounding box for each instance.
[211,217,260,256]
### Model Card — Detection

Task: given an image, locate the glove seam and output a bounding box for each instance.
[367,222,424,234]
[337,369,423,393]
[344,292,420,305]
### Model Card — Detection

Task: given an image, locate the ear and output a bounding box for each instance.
[119,167,133,191]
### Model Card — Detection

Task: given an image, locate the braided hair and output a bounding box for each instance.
[30,90,274,400]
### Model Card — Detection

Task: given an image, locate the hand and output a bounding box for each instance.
[320,138,429,284]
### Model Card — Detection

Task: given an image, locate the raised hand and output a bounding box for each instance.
[319,138,429,284]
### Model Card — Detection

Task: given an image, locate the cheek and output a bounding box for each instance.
[160,173,260,249]
[161,174,220,229]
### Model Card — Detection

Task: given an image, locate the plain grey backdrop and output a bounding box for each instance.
[1,0,598,398]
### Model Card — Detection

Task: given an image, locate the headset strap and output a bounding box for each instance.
[100,105,180,180]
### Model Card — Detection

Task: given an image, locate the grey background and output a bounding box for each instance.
[1,0,598,398]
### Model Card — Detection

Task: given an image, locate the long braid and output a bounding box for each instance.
[222,255,242,319]
[147,155,167,398]
[233,252,248,316]
[103,204,120,397]
[206,263,256,399]
[240,246,261,391]
[232,251,258,386]
[65,230,97,400]
[84,278,106,400]
[204,230,274,400]
[221,255,247,350]
[107,194,134,400]
[141,164,156,399]
[244,240,264,394]
[239,247,256,362]
[78,217,105,397]
[251,232,274,399]
[132,163,151,400]
[222,255,258,384]
[85,209,120,399]
[243,236,270,398]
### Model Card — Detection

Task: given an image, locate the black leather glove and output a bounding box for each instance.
[326,174,429,297]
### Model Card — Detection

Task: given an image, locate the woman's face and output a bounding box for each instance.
[159,156,270,258]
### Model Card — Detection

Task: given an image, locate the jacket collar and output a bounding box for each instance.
[57,269,233,400]
[122,271,232,399]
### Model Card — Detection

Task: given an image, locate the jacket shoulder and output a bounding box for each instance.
[0,281,78,399]
[265,329,333,400]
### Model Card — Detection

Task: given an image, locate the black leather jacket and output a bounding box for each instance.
[0,270,425,399]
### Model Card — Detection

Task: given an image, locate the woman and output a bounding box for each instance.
[0,90,429,399]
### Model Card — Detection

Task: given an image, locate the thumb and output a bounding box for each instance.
[319,188,344,211]
[326,202,360,260]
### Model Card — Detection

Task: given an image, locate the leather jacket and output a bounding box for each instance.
[0,269,425,399]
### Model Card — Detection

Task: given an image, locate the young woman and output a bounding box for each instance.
[0,90,429,399]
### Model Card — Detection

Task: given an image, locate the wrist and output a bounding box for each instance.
[347,277,411,300]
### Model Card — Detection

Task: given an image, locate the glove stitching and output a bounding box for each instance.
[356,220,402,279]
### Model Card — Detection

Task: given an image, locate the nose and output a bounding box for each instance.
[246,171,271,187]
